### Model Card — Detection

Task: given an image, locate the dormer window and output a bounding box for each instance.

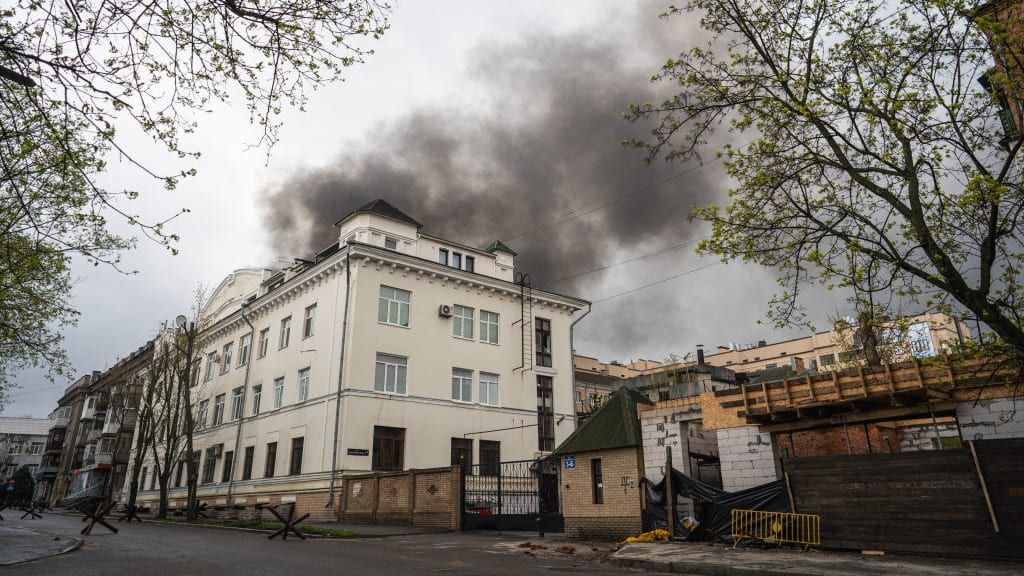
[452,252,462,268]
[384,237,398,250]
[438,248,449,266]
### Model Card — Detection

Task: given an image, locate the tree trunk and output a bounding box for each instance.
[857,312,882,366]
[157,477,169,519]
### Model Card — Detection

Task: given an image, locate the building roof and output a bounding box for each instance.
[0,417,52,437]
[333,199,423,229]
[483,240,517,256]
[554,388,652,455]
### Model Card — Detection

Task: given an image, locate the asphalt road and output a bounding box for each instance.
[5,514,658,575]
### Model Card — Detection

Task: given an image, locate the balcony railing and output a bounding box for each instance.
[49,416,70,429]
[101,418,120,435]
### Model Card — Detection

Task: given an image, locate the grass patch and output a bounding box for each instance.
[150,515,358,538]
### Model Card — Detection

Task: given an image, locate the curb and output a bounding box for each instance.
[143,518,336,539]
[610,555,824,576]
[0,535,83,567]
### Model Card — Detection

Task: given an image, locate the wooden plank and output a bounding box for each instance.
[806,375,816,402]
[885,364,895,393]
[782,378,792,405]
[858,367,868,397]
[761,381,772,413]
[833,372,842,400]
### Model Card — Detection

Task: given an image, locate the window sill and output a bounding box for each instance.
[534,365,558,375]
[453,335,475,341]
[378,321,411,329]
[451,398,473,405]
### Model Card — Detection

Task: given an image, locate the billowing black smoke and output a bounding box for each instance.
[261,4,718,295]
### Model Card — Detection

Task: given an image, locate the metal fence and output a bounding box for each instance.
[462,458,562,532]
[731,509,821,548]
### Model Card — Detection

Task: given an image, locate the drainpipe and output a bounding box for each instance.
[326,244,353,508]
[569,303,592,428]
[226,302,255,504]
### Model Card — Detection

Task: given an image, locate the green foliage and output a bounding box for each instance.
[0,1,390,398]
[628,0,1024,352]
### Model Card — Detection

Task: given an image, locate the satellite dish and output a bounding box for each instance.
[175,315,188,328]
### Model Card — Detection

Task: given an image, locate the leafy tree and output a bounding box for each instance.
[628,0,1024,352]
[0,0,389,396]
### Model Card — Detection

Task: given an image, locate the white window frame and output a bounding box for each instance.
[480,310,499,344]
[479,372,500,406]
[205,352,218,381]
[213,394,225,426]
[258,328,269,358]
[221,343,233,374]
[239,333,252,366]
[374,353,408,395]
[451,368,473,403]
[251,385,262,416]
[378,286,411,327]
[279,316,292,349]
[384,237,398,250]
[453,305,474,339]
[230,387,244,421]
[273,378,285,409]
[298,368,310,402]
[303,304,317,338]
[452,252,462,269]
[438,248,449,266]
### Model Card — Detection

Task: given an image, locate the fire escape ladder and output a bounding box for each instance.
[514,273,533,372]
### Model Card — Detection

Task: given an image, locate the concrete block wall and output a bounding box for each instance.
[639,403,703,481]
[899,423,960,452]
[559,447,644,539]
[957,399,1024,440]
[716,426,777,492]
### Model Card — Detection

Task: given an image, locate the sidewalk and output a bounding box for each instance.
[0,523,81,566]
[611,542,1024,576]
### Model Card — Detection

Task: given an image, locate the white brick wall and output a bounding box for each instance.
[640,405,702,481]
[957,399,1024,441]
[716,426,777,492]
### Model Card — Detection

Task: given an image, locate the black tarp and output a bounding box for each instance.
[642,468,789,540]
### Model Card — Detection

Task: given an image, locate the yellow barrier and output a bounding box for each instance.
[731,509,821,548]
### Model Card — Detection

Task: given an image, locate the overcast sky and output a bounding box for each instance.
[4,1,845,418]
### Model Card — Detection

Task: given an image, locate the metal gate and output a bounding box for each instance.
[462,457,563,532]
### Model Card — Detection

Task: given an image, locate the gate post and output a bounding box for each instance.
[536,457,544,538]
[459,463,466,531]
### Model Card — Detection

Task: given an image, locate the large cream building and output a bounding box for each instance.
[131,200,587,515]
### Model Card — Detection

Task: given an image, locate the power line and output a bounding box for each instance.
[506,163,704,242]
[4,383,65,400]
[544,236,710,286]
[590,262,720,304]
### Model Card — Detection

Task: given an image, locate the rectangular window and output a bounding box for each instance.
[374,354,408,394]
[372,426,405,472]
[258,328,270,358]
[174,461,184,487]
[480,441,500,476]
[452,252,462,268]
[202,447,217,484]
[438,248,449,266]
[535,318,552,367]
[242,446,254,480]
[298,368,310,402]
[289,437,304,476]
[480,310,499,344]
[591,458,604,504]
[575,390,581,405]
[264,442,277,478]
[279,316,291,349]
[465,255,475,272]
[141,466,148,491]
[198,400,209,429]
[273,378,284,409]
[150,467,158,490]
[221,450,234,483]
[378,286,411,327]
[537,376,554,452]
[451,368,473,402]
[213,394,226,426]
[303,304,317,338]
[453,305,474,339]
[231,387,244,421]
[221,343,233,374]
[29,442,44,455]
[820,353,836,366]
[479,372,500,406]
[251,385,262,415]
[239,333,252,366]
[384,237,398,250]
[589,393,597,408]
[451,438,472,470]
[205,352,218,381]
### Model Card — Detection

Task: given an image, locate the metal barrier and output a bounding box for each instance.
[731,509,821,548]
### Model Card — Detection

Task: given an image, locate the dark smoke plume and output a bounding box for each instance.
[261,4,718,295]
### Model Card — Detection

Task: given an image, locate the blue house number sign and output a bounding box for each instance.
[564,455,575,469]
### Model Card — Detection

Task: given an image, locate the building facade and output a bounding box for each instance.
[131,200,588,516]
[0,417,52,499]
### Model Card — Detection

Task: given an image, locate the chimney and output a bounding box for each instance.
[757,340,767,347]
[697,344,705,366]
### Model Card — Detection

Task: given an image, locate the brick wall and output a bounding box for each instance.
[338,465,460,530]
[773,423,902,458]
[957,398,1024,440]
[559,447,644,539]
[716,426,777,491]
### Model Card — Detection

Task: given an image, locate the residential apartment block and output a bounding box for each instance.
[0,417,52,493]
[130,200,588,515]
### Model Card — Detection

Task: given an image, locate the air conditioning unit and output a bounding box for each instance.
[438,305,452,318]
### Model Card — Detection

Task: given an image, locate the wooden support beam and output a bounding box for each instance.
[885,364,895,393]
[914,358,925,388]
[805,375,816,402]
[762,382,772,413]
[783,378,792,405]
[833,372,842,400]
[759,401,957,433]
[740,383,750,415]
[858,367,869,397]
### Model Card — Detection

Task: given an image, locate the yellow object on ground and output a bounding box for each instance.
[622,528,670,543]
